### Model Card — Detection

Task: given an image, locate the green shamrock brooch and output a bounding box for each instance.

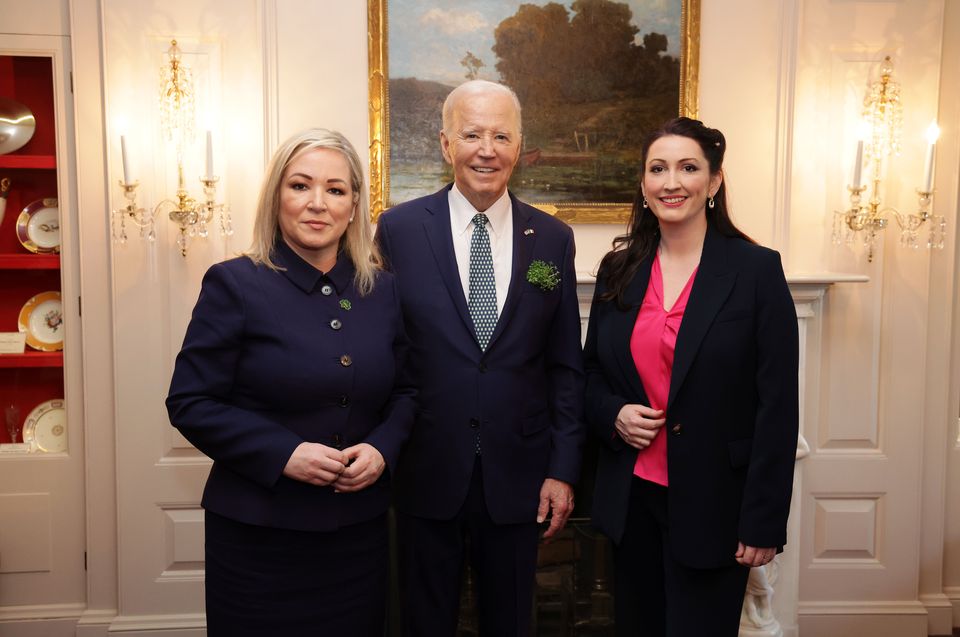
[526,260,561,292]
[339,299,352,311]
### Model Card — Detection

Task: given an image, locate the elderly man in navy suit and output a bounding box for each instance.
[376,80,585,636]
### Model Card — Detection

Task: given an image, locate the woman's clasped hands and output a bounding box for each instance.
[615,404,666,449]
[283,441,386,492]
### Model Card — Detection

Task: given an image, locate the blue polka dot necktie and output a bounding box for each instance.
[468,213,498,351]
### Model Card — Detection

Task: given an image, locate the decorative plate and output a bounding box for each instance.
[0,97,37,155]
[22,399,67,453]
[16,198,60,253]
[18,291,64,351]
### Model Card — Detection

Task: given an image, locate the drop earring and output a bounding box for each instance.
[708,196,715,209]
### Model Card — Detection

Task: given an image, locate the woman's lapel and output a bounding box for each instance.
[610,256,654,402]
[667,227,737,410]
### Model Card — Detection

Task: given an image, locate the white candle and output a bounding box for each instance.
[205,130,214,179]
[852,140,863,189]
[922,121,939,193]
[120,135,132,184]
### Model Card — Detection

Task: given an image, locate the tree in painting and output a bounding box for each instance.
[387,0,681,205]
[460,51,485,80]
[493,0,678,194]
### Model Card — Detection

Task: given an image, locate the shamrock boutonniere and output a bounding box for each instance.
[339,299,352,311]
[526,259,561,292]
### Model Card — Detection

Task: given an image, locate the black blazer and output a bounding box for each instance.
[166,240,416,532]
[584,226,799,568]
[377,185,585,524]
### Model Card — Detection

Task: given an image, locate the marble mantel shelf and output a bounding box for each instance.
[784,273,869,285]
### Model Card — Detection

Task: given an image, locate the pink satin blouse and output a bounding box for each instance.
[629,253,697,486]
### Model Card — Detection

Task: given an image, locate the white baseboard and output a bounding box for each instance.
[944,586,960,628]
[920,593,954,635]
[0,602,85,622]
[0,603,98,637]
[75,608,116,637]
[0,618,78,637]
[107,613,206,633]
[798,600,929,637]
[109,630,204,637]
[0,607,204,636]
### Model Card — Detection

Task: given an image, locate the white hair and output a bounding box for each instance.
[441,80,523,134]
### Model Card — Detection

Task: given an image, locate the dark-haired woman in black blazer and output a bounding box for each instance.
[584,117,798,636]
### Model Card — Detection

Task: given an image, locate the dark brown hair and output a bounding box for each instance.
[599,117,753,307]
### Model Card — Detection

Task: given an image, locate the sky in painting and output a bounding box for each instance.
[389,0,682,85]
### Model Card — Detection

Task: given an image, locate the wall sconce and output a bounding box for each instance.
[832,56,945,262]
[112,39,232,257]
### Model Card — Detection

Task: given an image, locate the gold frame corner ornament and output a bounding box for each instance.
[367,0,701,223]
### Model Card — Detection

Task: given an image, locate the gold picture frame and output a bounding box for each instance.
[368,0,700,223]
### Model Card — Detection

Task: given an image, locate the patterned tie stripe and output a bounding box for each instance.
[468,213,498,351]
[468,213,497,456]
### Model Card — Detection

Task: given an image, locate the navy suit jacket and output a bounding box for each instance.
[377,185,585,524]
[585,226,799,568]
[166,240,415,532]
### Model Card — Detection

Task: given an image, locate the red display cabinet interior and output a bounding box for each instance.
[0,54,64,445]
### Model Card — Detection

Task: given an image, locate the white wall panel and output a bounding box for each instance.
[762,0,952,633]
[101,0,264,628]
[160,506,204,573]
[699,0,784,249]
[273,1,368,171]
[933,2,960,634]
[813,496,881,561]
[0,494,52,574]
[2,0,70,36]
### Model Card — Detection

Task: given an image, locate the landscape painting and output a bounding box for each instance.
[368,0,699,222]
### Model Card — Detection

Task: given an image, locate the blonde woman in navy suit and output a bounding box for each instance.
[584,118,798,636]
[166,129,414,636]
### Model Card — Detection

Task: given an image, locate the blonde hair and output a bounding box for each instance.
[245,128,381,295]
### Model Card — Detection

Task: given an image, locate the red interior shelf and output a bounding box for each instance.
[0,351,63,368]
[0,155,57,169]
[0,254,61,269]
[0,54,65,446]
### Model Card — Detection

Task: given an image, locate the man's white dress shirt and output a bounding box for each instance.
[448,185,513,316]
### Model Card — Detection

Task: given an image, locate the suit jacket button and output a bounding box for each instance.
[340,354,352,367]
[330,319,342,330]
[671,423,682,435]
[339,395,349,407]
[333,433,342,448]
[479,363,487,373]
[469,418,480,428]
[321,284,333,296]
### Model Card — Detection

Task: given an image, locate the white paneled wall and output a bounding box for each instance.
[786,3,951,636]
[101,0,263,631]
[16,0,959,635]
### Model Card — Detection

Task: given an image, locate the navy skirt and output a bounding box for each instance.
[204,510,388,636]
